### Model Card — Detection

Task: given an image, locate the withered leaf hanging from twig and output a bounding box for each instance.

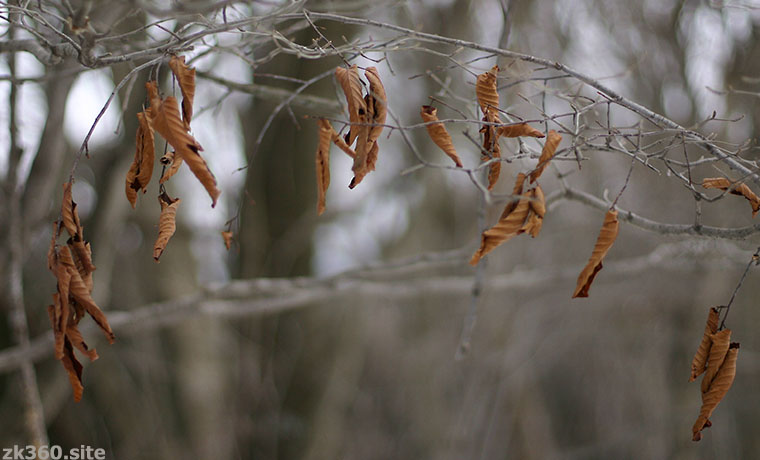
[125,111,155,208]
[500,173,527,220]
[315,119,332,215]
[470,197,532,265]
[476,65,500,116]
[530,130,561,183]
[689,307,720,382]
[146,81,220,206]
[420,105,463,167]
[153,192,181,261]
[700,328,732,394]
[168,55,196,129]
[702,177,760,217]
[498,123,545,138]
[572,209,619,298]
[692,342,739,441]
[335,65,366,147]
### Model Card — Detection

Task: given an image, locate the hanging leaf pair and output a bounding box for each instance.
[475,65,545,189]
[689,308,740,441]
[48,182,115,401]
[469,174,547,265]
[334,65,387,189]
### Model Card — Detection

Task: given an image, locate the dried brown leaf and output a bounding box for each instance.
[420,105,463,167]
[48,305,84,402]
[572,209,619,298]
[689,307,720,382]
[530,184,546,218]
[66,321,98,362]
[692,343,739,441]
[365,67,387,145]
[221,231,233,250]
[530,130,562,183]
[316,119,332,215]
[335,65,366,146]
[148,87,220,206]
[500,173,527,220]
[349,112,371,189]
[332,131,357,159]
[497,123,545,138]
[125,112,155,208]
[521,212,543,238]
[168,55,196,128]
[480,110,503,189]
[470,198,531,265]
[702,177,760,217]
[61,182,83,239]
[154,193,180,261]
[476,65,500,115]
[159,151,184,184]
[487,141,502,190]
[58,245,115,343]
[68,238,95,289]
[701,328,732,394]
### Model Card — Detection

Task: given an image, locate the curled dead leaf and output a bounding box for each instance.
[154,193,181,262]
[125,111,155,208]
[159,151,184,184]
[335,65,366,146]
[365,67,387,145]
[692,343,739,441]
[497,123,545,138]
[572,209,619,298]
[61,182,83,239]
[690,307,720,382]
[47,306,84,402]
[221,231,233,250]
[147,83,220,206]
[470,197,531,265]
[420,105,463,167]
[476,65,500,115]
[702,177,760,217]
[500,173,527,220]
[530,130,561,183]
[701,329,732,394]
[316,119,332,215]
[168,55,196,128]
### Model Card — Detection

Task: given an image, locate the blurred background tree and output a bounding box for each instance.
[1,0,760,458]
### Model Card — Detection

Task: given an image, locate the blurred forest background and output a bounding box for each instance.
[2,0,760,458]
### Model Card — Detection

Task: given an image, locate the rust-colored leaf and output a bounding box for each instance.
[349,112,371,189]
[470,198,531,265]
[498,123,545,138]
[61,182,83,239]
[692,343,739,441]
[530,184,546,218]
[148,84,220,206]
[365,67,387,145]
[530,130,562,183]
[487,140,502,190]
[335,65,366,146]
[702,177,760,217]
[66,320,99,362]
[159,151,184,184]
[125,111,155,208]
[572,209,619,298]
[154,193,180,262]
[221,231,233,250]
[521,212,543,238]
[476,65,500,115]
[48,305,84,402]
[420,105,462,167]
[331,131,357,159]
[690,307,720,382]
[480,110,503,189]
[316,119,332,215]
[168,55,196,128]
[58,246,115,343]
[68,238,95,289]
[500,173,527,219]
[701,329,732,394]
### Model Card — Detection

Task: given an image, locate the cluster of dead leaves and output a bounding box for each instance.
[689,307,740,441]
[314,65,386,215]
[125,55,224,261]
[47,182,115,401]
